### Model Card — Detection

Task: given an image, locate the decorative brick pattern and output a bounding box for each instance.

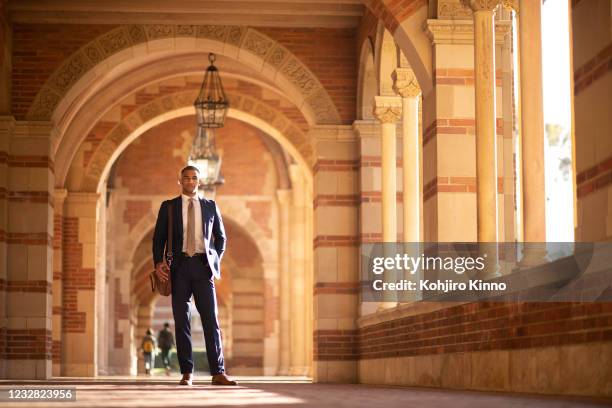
[314,329,359,361]
[359,302,612,359]
[424,176,504,201]
[8,191,53,207]
[313,235,359,248]
[12,24,118,119]
[257,27,357,124]
[313,302,612,361]
[4,329,52,360]
[576,154,612,198]
[5,280,52,294]
[7,232,52,246]
[435,68,502,87]
[62,217,94,333]
[313,194,360,209]
[123,200,151,231]
[574,42,611,96]
[7,155,54,172]
[423,118,505,148]
[313,159,359,174]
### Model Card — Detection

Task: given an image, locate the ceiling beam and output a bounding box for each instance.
[8,0,365,28]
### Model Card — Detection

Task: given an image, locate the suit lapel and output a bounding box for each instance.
[200,198,208,238]
[173,196,182,248]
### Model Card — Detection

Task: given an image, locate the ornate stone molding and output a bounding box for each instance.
[392,68,421,98]
[500,0,518,12]
[438,0,473,19]
[424,19,511,45]
[460,0,502,12]
[373,96,402,124]
[27,25,340,125]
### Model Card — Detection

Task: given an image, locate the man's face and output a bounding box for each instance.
[180,169,199,195]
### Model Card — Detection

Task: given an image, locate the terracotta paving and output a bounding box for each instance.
[0,376,610,407]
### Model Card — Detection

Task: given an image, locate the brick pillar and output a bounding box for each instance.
[0,116,10,378]
[107,262,132,375]
[61,192,100,376]
[4,120,54,379]
[0,1,11,115]
[312,125,359,383]
[52,188,67,376]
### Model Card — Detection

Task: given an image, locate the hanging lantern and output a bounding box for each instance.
[194,53,229,128]
[188,127,224,190]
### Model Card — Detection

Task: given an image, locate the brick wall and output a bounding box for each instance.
[11,24,117,119]
[314,302,612,361]
[258,27,357,124]
[114,116,274,197]
[11,24,357,123]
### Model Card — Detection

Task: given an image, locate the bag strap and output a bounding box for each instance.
[166,203,173,266]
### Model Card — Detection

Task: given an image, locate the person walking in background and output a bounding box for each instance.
[158,322,175,375]
[140,329,157,375]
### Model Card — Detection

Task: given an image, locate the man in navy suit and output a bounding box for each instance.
[152,165,237,386]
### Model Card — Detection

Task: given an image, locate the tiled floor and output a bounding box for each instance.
[0,376,609,407]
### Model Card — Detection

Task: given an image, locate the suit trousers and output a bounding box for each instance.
[171,255,225,375]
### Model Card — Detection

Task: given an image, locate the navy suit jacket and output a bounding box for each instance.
[152,196,226,280]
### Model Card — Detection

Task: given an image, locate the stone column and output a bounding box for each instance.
[276,189,291,375]
[288,165,307,376]
[462,0,502,276]
[392,69,422,243]
[4,120,55,379]
[374,97,402,308]
[62,192,100,376]
[517,0,548,264]
[462,0,502,244]
[373,96,402,243]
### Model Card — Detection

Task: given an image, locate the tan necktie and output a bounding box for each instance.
[186,198,196,256]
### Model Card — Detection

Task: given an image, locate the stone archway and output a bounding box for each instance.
[361,0,433,94]
[357,39,377,120]
[62,89,313,193]
[24,25,340,156]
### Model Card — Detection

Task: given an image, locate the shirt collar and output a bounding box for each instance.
[181,194,199,203]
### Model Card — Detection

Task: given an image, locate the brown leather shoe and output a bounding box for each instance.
[179,373,193,386]
[211,373,237,386]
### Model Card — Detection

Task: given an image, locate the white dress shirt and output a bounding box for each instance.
[181,194,205,254]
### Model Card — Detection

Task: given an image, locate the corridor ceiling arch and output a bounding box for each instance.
[27,25,339,186]
[87,105,311,195]
[61,90,313,194]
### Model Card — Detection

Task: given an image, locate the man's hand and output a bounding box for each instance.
[155,262,170,283]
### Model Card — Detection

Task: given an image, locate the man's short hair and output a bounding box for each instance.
[180,165,200,177]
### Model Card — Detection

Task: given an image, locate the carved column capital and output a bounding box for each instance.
[501,0,518,11]
[460,0,502,12]
[392,68,421,99]
[373,96,402,124]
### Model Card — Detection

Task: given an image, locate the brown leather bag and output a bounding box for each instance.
[150,203,173,296]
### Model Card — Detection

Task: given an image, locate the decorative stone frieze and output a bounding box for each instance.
[27,25,340,125]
